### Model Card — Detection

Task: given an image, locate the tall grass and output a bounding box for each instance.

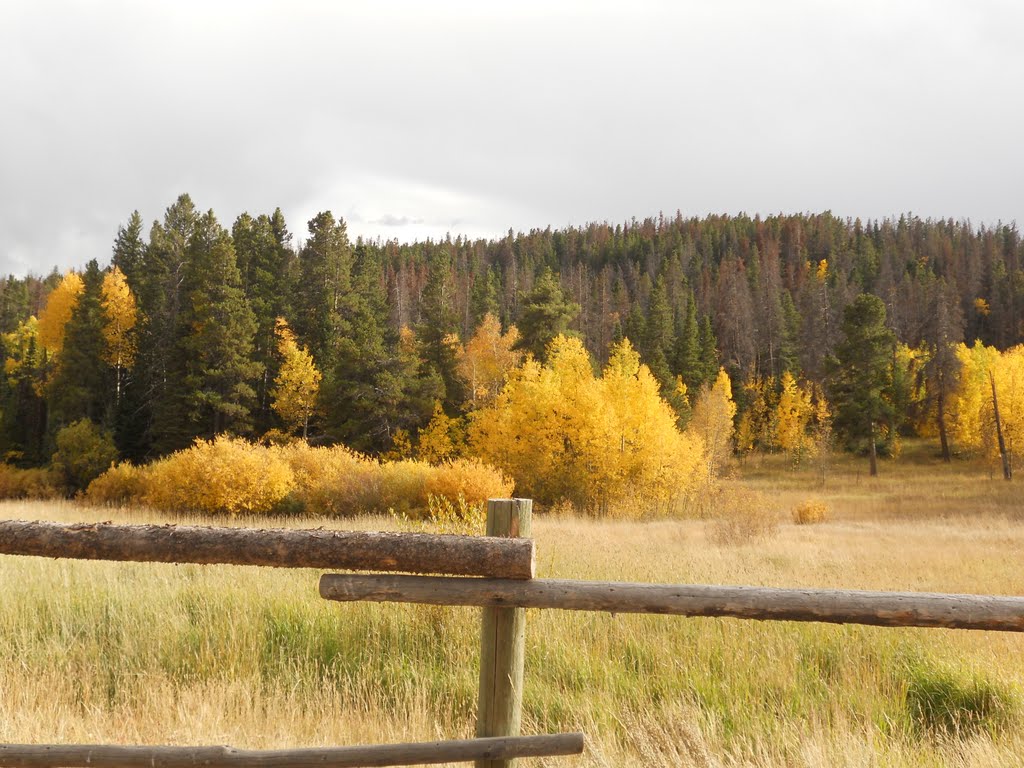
[1,445,1023,766]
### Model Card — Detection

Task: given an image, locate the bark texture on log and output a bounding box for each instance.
[0,734,584,768]
[0,520,535,579]
[320,575,1024,632]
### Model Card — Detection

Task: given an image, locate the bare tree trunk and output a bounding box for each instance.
[991,371,1012,481]
[869,421,878,477]
[937,383,951,462]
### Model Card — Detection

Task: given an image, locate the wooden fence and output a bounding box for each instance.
[4,498,1024,767]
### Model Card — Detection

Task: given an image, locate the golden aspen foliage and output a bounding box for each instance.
[270,317,322,437]
[37,271,84,356]
[599,339,705,515]
[3,317,42,378]
[816,259,829,282]
[456,313,523,408]
[688,367,737,478]
[974,297,991,316]
[416,400,464,463]
[775,371,816,462]
[99,267,138,371]
[948,342,1002,455]
[469,335,704,515]
[144,436,296,516]
[88,438,512,518]
[735,376,777,455]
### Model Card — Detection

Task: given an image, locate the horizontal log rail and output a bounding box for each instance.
[0,734,585,767]
[0,520,535,579]
[320,575,1024,632]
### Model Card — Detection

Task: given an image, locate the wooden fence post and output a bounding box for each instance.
[476,498,532,768]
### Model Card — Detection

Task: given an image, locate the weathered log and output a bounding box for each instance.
[320,575,1024,632]
[0,520,535,579]
[0,734,584,767]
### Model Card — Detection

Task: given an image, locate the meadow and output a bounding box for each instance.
[0,444,1023,767]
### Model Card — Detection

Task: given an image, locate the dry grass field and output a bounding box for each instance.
[0,443,1022,766]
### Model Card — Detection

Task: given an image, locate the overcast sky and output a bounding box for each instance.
[1,1,1021,276]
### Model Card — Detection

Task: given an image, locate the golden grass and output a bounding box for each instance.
[1,443,1023,766]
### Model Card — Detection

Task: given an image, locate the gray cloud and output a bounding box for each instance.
[1,0,1021,275]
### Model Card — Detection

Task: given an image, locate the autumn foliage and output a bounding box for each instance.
[86,436,512,517]
[469,336,705,515]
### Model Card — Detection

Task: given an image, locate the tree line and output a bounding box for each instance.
[0,195,1021,482]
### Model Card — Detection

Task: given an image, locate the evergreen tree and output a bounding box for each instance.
[825,293,897,475]
[233,210,294,432]
[416,250,465,409]
[322,246,440,452]
[111,211,146,290]
[48,260,109,429]
[673,290,702,391]
[697,315,719,386]
[178,215,261,439]
[136,193,197,456]
[292,211,350,370]
[514,267,579,362]
[470,265,501,328]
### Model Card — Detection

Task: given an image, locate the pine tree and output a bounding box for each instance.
[469,265,501,328]
[697,315,719,386]
[111,211,146,290]
[322,247,440,453]
[48,261,110,429]
[233,210,294,432]
[292,211,350,371]
[514,267,579,362]
[825,294,897,475]
[178,214,261,440]
[416,250,465,408]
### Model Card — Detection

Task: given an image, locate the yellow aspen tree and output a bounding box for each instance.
[271,318,322,439]
[775,371,815,462]
[991,345,1024,476]
[600,339,704,515]
[100,267,138,404]
[948,342,1001,456]
[37,272,84,356]
[456,313,523,408]
[688,367,737,478]
[416,400,464,463]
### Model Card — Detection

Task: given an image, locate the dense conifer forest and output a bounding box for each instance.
[1,195,1022,482]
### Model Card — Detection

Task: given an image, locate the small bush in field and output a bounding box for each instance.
[793,499,829,525]
[145,436,295,516]
[84,462,147,506]
[711,488,779,545]
[51,419,119,493]
[0,464,61,500]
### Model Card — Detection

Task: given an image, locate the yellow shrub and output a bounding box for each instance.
[144,436,295,516]
[278,443,380,516]
[84,462,147,506]
[793,499,829,525]
[423,458,514,509]
[85,439,516,520]
[0,465,61,500]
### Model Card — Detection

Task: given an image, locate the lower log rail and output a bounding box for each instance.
[0,734,585,768]
[320,575,1024,632]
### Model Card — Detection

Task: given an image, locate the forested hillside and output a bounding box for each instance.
[1,194,1022,485]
